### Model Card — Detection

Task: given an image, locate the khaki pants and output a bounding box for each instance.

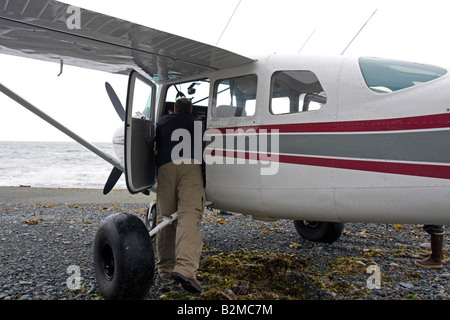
[156,162,205,279]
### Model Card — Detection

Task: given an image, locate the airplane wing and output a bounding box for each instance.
[0,0,254,82]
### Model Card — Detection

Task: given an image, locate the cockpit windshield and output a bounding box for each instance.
[359,57,447,94]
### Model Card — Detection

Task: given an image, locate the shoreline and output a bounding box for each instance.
[0,186,154,205]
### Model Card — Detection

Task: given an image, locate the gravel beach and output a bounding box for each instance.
[0,186,449,301]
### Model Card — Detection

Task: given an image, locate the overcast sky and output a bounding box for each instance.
[1,0,450,142]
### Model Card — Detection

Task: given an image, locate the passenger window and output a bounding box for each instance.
[212,74,257,118]
[270,71,326,114]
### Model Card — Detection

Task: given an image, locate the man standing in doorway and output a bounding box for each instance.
[155,98,205,293]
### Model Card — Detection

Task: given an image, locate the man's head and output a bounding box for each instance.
[174,98,192,114]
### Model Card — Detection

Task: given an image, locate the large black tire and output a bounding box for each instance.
[294,220,344,244]
[94,213,154,300]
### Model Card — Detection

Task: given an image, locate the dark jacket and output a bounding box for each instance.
[155,112,203,168]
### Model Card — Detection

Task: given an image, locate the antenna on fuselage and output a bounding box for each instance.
[341,9,378,55]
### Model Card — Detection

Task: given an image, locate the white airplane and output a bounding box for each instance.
[1,1,450,299]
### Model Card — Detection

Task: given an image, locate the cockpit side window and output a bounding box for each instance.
[359,57,447,94]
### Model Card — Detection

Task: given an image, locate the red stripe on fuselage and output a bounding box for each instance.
[279,154,450,180]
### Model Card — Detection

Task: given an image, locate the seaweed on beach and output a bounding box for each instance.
[158,248,380,300]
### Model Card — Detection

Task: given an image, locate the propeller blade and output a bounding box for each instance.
[105,82,125,122]
[103,166,123,195]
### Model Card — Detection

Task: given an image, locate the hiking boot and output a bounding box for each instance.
[415,233,445,269]
[171,272,203,294]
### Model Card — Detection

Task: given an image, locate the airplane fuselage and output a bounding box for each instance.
[120,54,450,225]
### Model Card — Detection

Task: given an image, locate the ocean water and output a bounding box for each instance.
[0,141,126,189]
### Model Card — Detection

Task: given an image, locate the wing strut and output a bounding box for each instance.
[0,82,124,172]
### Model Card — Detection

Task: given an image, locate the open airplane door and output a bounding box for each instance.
[124,70,157,194]
[94,72,157,300]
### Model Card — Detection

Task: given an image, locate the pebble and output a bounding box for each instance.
[399,282,414,289]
